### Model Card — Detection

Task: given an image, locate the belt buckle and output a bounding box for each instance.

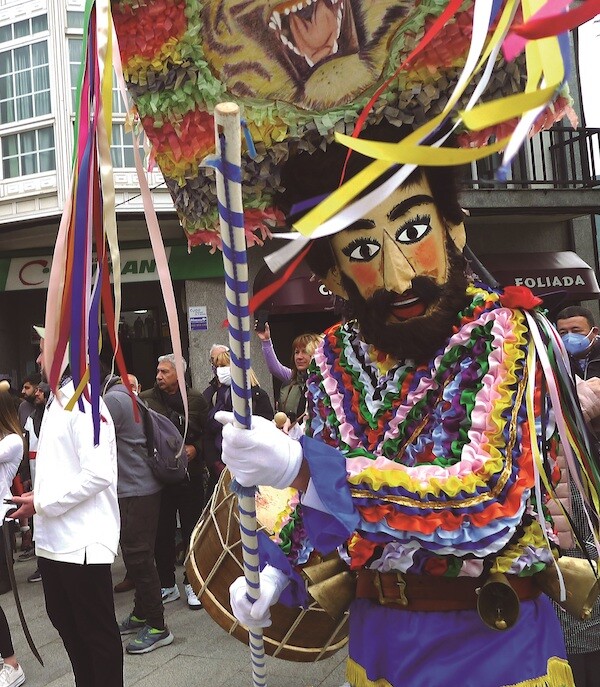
[373,571,408,606]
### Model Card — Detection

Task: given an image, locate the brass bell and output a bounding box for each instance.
[477,573,520,631]
[535,557,599,621]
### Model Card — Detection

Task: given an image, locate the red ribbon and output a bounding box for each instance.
[510,0,600,39]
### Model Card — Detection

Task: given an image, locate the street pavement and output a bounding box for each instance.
[2,553,348,687]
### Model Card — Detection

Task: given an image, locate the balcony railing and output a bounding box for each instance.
[464,126,600,189]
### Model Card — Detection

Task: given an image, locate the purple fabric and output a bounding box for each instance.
[257,531,308,608]
[348,595,569,687]
[261,339,292,384]
[300,436,360,554]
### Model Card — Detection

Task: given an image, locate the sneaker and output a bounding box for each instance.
[160,585,180,604]
[27,568,41,583]
[17,548,35,562]
[125,625,174,654]
[119,613,146,636]
[184,583,202,610]
[0,663,25,687]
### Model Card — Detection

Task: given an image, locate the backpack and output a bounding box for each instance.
[136,397,188,485]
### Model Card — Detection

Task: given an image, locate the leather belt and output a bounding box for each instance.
[355,569,540,612]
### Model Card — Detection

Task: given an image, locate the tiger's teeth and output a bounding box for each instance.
[332,40,338,54]
[272,11,281,28]
[305,56,314,67]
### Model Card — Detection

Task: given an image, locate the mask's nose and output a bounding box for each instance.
[382,233,415,294]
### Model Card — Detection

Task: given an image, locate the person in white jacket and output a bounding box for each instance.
[0,386,26,687]
[9,331,123,687]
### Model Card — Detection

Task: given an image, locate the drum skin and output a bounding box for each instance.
[186,472,349,662]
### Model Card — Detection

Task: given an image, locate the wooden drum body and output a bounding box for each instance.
[186,472,349,662]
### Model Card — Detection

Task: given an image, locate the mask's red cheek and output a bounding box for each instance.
[412,236,446,276]
[347,263,381,292]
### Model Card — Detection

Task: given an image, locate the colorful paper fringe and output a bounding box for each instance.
[111,0,590,250]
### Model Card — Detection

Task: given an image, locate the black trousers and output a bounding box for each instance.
[154,471,204,588]
[568,650,600,687]
[119,492,164,629]
[39,557,123,687]
[0,605,14,658]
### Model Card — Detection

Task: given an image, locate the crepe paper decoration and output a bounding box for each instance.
[112,0,574,250]
[208,102,266,687]
[291,0,587,242]
[43,0,134,442]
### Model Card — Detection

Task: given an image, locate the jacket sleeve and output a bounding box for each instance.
[187,391,209,456]
[261,339,293,383]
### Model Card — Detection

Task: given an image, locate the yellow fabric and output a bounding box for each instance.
[345,657,574,687]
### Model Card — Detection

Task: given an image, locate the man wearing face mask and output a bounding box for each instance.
[140,354,208,610]
[556,307,600,379]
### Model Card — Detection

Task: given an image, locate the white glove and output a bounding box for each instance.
[229,564,289,628]
[215,411,303,488]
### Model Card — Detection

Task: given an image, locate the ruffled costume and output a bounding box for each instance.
[262,283,576,687]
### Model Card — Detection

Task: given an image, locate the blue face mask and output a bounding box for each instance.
[562,332,593,357]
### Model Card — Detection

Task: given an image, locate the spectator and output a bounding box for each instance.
[10,328,123,687]
[103,375,174,654]
[0,387,26,687]
[18,373,41,426]
[550,308,600,685]
[556,306,600,379]
[140,354,208,610]
[202,344,229,406]
[112,372,142,594]
[204,350,273,483]
[19,382,50,566]
[256,324,322,423]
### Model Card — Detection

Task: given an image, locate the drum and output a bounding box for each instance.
[186,471,349,662]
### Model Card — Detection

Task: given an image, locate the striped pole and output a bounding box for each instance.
[214,102,267,687]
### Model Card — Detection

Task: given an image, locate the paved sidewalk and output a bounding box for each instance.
[2,554,347,687]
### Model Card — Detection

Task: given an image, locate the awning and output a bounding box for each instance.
[253,262,335,314]
[479,251,600,300]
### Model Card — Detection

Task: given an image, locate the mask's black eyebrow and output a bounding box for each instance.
[344,218,376,232]
[388,194,434,222]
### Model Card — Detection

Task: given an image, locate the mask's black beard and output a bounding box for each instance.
[341,246,471,362]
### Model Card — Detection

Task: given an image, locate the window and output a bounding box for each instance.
[0,40,51,124]
[0,14,48,44]
[111,122,144,169]
[2,125,55,178]
[66,12,84,29]
[68,37,128,114]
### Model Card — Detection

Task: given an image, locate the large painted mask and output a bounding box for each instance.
[319,172,470,360]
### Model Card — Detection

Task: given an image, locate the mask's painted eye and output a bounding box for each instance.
[341,239,381,262]
[396,215,432,244]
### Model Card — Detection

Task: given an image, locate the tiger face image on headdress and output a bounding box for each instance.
[201,0,412,110]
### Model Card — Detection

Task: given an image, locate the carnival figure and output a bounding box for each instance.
[217,127,595,687]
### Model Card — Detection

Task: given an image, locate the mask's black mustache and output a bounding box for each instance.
[363,276,442,314]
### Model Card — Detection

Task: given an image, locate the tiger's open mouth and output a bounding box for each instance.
[268,0,358,73]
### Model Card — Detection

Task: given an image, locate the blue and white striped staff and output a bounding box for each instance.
[213,102,266,687]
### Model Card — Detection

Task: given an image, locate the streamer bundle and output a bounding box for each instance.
[44,0,130,442]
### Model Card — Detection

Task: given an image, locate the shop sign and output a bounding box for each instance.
[0,245,223,291]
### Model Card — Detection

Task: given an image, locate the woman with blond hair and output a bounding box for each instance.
[0,387,26,687]
[255,325,323,422]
